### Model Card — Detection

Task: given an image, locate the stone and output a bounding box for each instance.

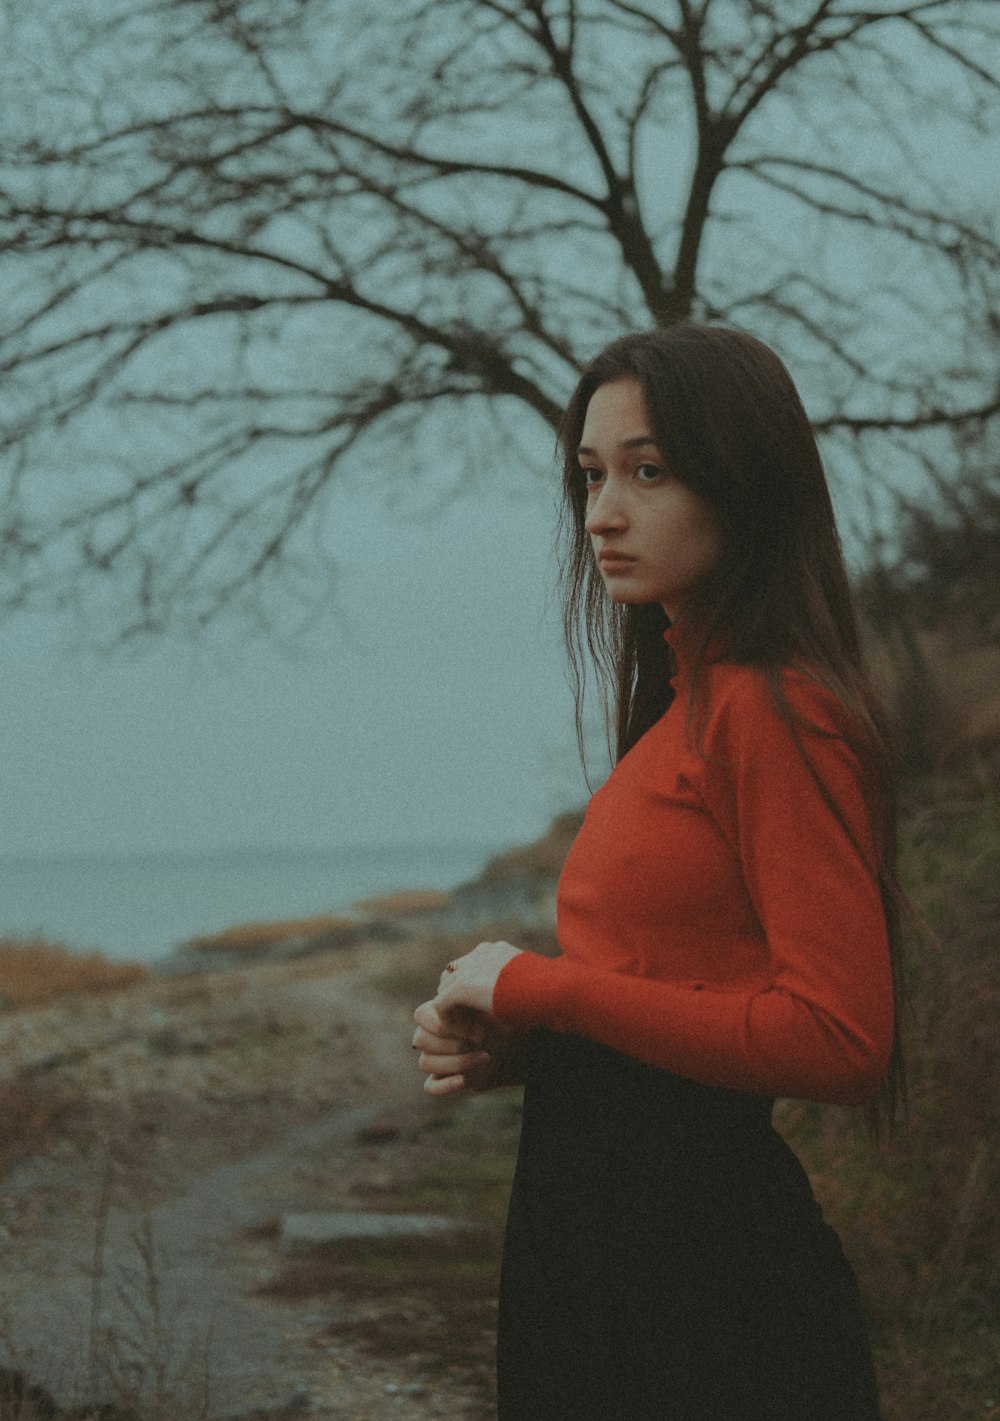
[279,1211,468,1246]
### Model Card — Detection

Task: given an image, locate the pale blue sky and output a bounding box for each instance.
[1,0,994,876]
[0,478,584,860]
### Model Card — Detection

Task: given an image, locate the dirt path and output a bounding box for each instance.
[0,936,499,1420]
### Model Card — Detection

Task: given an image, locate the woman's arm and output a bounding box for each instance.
[441,674,894,1106]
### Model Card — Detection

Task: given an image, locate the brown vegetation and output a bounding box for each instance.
[183,914,356,953]
[866,631,1000,768]
[371,767,1000,1420]
[0,1081,75,1178]
[0,941,145,1009]
[859,467,1000,773]
[353,889,452,918]
[0,1367,140,1420]
[776,759,1000,1419]
[0,626,995,1419]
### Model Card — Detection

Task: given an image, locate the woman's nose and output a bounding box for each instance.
[585,483,628,536]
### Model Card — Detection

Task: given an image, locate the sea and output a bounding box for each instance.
[0,841,498,965]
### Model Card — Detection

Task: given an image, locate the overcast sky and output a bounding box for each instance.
[1,2,993,871]
[0,474,588,861]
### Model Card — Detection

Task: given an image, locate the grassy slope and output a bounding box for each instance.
[777,760,1000,1420]
[363,762,1000,1421]
[1,767,995,1419]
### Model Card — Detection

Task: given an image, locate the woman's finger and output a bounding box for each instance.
[412,1026,469,1054]
[423,1073,466,1097]
[413,999,447,1034]
[416,996,486,1042]
[417,1049,490,1078]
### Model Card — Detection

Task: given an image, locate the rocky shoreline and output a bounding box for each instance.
[0,817,577,1421]
[163,810,582,977]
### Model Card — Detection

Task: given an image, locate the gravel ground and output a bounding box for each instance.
[0,933,507,1421]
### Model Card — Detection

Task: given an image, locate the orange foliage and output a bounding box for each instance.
[0,939,146,1007]
[185,913,356,952]
[353,888,451,917]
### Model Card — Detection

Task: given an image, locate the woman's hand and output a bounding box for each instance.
[432,939,523,1020]
[412,999,529,1096]
[412,1001,495,1096]
[412,941,525,1097]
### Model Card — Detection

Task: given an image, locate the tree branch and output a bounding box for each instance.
[0,0,996,635]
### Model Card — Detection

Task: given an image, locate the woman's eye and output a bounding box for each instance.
[636,463,664,483]
[579,467,603,488]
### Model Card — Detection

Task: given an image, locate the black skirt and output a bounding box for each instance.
[497,1030,882,1421]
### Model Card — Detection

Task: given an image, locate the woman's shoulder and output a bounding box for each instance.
[701,658,863,749]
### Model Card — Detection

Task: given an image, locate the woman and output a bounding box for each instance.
[413,324,902,1420]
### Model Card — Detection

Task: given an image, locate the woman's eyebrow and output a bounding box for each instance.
[577,434,659,458]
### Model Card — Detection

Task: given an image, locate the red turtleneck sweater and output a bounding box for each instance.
[492,639,894,1105]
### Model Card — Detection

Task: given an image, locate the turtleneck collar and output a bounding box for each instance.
[662,619,730,684]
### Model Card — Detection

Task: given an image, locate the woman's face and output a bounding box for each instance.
[578,378,721,621]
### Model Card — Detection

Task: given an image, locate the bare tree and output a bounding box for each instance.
[0,0,997,639]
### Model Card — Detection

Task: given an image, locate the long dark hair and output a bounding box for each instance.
[558,324,905,1137]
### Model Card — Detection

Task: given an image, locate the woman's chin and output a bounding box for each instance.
[605,586,655,605]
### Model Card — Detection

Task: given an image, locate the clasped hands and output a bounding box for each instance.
[412,939,523,1097]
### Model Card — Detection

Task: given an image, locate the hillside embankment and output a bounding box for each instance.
[0,834,574,1421]
[0,778,997,1421]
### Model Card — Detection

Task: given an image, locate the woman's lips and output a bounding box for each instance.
[598,551,638,569]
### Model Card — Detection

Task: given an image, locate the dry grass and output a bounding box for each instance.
[0,753,993,1420]
[777,758,1000,1421]
[353,888,452,917]
[367,770,1000,1420]
[0,1081,75,1177]
[0,1178,215,1421]
[183,914,356,952]
[866,628,1000,769]
[0,942,145,1009]
[0,1367,141,1419]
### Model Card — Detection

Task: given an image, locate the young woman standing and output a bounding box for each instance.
[413,325,902,1420]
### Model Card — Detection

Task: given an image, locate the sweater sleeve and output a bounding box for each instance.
[492,673,894,1105]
